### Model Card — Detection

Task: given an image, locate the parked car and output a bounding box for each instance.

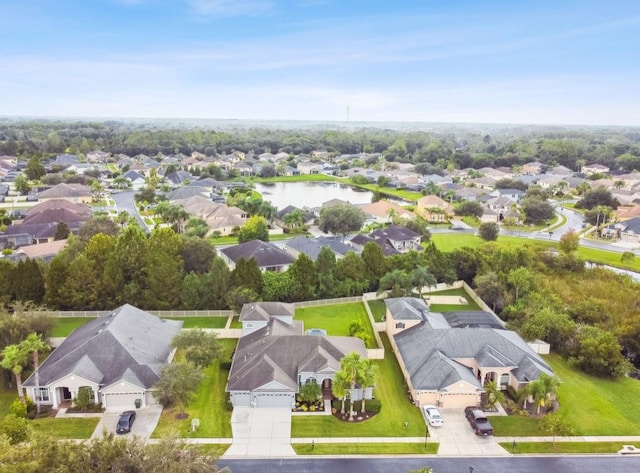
[464,406,493,436]
[116,410,136,434]
[422,404,444,427]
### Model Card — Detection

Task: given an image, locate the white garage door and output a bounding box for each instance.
[441,392,478,409]
[255,393,293,408]
[233,393,251,407]
[103,392,141,409]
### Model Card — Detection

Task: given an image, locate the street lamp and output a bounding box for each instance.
[425,425,429,449]
[512,439,517,453]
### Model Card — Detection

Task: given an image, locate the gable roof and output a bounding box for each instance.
[220,239,295,268]
[23,199,92,225]
[24,305,182,389]
[284,235,352,261]
[369,224,420,242]
[385,297,430,321]
[38,183,91,199]
[239,302,295,322]
[227,318,367,392]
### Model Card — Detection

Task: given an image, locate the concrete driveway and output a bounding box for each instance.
[91,405,163,440]
[223,407,295,458]
[429,409,509,456]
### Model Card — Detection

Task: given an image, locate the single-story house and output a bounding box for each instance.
[416,195,455,222]
[283,235,352,261]
[219,239,295,272]
[35,183,93,204]
[227,312,370,408]
[385,297,554,409]
[23,305,182,410]
[602,216,640,243]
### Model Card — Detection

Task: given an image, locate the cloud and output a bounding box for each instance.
[186,0,273,18]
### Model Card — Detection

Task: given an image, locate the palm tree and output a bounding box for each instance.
[283,209,305,229]
[358,359,377,413]
[483,380,505,411]
[527,373,559,415]
[21,333,50,414]
[116,210,130,228]
[340,352,364,419]
[0,344,30,404]
[409,267,437,298]
[377,269,412,297]
[332,370,350,415]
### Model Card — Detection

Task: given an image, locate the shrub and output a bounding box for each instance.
[9,399,27,418]
[74,387,94,411]
[0,414,30,444]
[220,361,232,371]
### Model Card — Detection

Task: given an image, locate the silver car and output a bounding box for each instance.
[423,405,444,427]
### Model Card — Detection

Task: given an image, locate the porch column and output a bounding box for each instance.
[52,387,59,409]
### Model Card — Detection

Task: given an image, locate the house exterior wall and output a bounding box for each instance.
[47,373,100,408]
[241,320,268,336]
[385,309,422,336]
[102,379,149,409]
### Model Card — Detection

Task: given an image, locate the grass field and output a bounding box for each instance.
[295,302,377,348]
[291,334,425,437]
[163,317,228,329]
[293,442,438,455]
[367,299,387,322]
[31,417,99,439]
[51,316,228,337]
[152,339,236,439]
[501,441,639,454]
[426,287,481,312]
[491,354,640,437]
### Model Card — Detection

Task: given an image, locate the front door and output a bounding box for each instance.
[61,387,72,401]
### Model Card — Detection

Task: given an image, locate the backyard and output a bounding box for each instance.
[290,334,426,437]
[51,316,228,337]
[152,339,236,439]
[295,302,378,348]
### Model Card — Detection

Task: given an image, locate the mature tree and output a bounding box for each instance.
[288,253,317,300]
[403,217,431,242]
[577,186,618,210]
[616,153,640,172]
[519,307,576,352]
[78,215,120,241]
[181,236,216,274]
[361,242,387,289]
[0,343,29,404]
[152,362,203,416]
[231,258,263,293]
[334,252,368,296]
[559,229,580,254]
[12,259,45,304]
[180,272,211,309]
[473,271,504,312]
[455,200,483,218]
[25,156,45,180]
[315,246,337,298]
[54,221,70,240]
[143,228,184,309]
[571,325,631,378]
[478,222,500,241]
[318,203,365,238]
[332,370,350,415]
[262,271,297,302]
[113,225,148,304]
[14,174,30,195]
[208,257,233,309]
[340,352,365,419]
[521,196,555,224]
[237,216,269,243]
[171,330,221,368]
[299,382,321,403]
[283,209,305,229]
[225,287,259,314]
[259,163,277,178]
[584,205,613,226]
[410,267,437,298]
[184,217,209,238]
[506,267,535,302]
[60,255,100,309]
[527,373,560,415]
[450,246,484,284]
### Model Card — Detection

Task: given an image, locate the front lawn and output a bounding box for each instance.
[295,303,377,348]
[502,441,639,454]
[0,391,15,417]
[31,417,99,439]
[152,339,236,439]
[491,355,640,437]
[291,334,425,437]
[293,442,437,455]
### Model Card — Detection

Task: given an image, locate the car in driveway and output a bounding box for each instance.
[422,404,444,427]
[116,410,136,434]
[464,406,493,436]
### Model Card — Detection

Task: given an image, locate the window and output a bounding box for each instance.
[500,373,510,387]
[395,322,405,329]
[35,387,50,402]
[246,323,253,328]
[305,378,317,385]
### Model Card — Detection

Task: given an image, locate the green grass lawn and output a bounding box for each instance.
[291,334,425,437]
[492,355,640,437]
[50,318,95,337]
[502,442,639,454]
[229,316,242,329]
[152,339,236,439]
[31,417,99,439]
[293,442,438,455]
[193,444,230,457]
[295,303,377,348]
[163,317,227,329]
[367,299,387,322]
[0,391,16,417]
[426,287,481,312]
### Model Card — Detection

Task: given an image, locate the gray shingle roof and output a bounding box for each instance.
[285,236,352,261]
[24,305,182,389]
[220,239,294,268]
[384,297,430,321]
[239,302,295,322]
[228,319,366,392]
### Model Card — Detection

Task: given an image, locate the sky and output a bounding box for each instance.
[1,0,639,126]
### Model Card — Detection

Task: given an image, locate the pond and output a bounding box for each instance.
[254,181,373,210]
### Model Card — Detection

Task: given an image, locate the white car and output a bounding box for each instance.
[423,405,444,427]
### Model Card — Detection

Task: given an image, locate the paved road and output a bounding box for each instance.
[218,456,640,473]
[110,190,149,233]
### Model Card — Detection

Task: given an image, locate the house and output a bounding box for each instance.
[488,188,525,203]
[12,239,67,263]
[602,216,640,243]
[582,163,610,176]
[416,195,455,222]
[22,305,182,410]
[547,165,573,176]
[297,161,322,175]
[49,154,79,170]
[171,196,248,236]
[522,161,545,175]
[220,239,295,272]
[37,183,92,204]
[23,199,92,226]
[359,201,415,223]
[239,302,295,336]
[121,170,146,190]
[227,314,369,408]
[349,224,422,256]
[164,170,193,187]
[385,297,554,408]
[283,235,353,261]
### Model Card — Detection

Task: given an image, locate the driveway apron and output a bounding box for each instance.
[223,407,296,458]
[430,409,509,456]
[90,405,162,440]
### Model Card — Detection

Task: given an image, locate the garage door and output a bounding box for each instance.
[232,393,251,407]
[103,392,141,409]
[441,393,478,409]
[255,393,293,408]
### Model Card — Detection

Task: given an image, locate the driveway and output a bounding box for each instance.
[223,407,296,458]
[429,409,509,456]
[91,405,163,440]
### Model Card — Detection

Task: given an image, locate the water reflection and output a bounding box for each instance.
[254,181,373,209]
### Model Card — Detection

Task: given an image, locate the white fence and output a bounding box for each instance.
[39,309,233,318]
